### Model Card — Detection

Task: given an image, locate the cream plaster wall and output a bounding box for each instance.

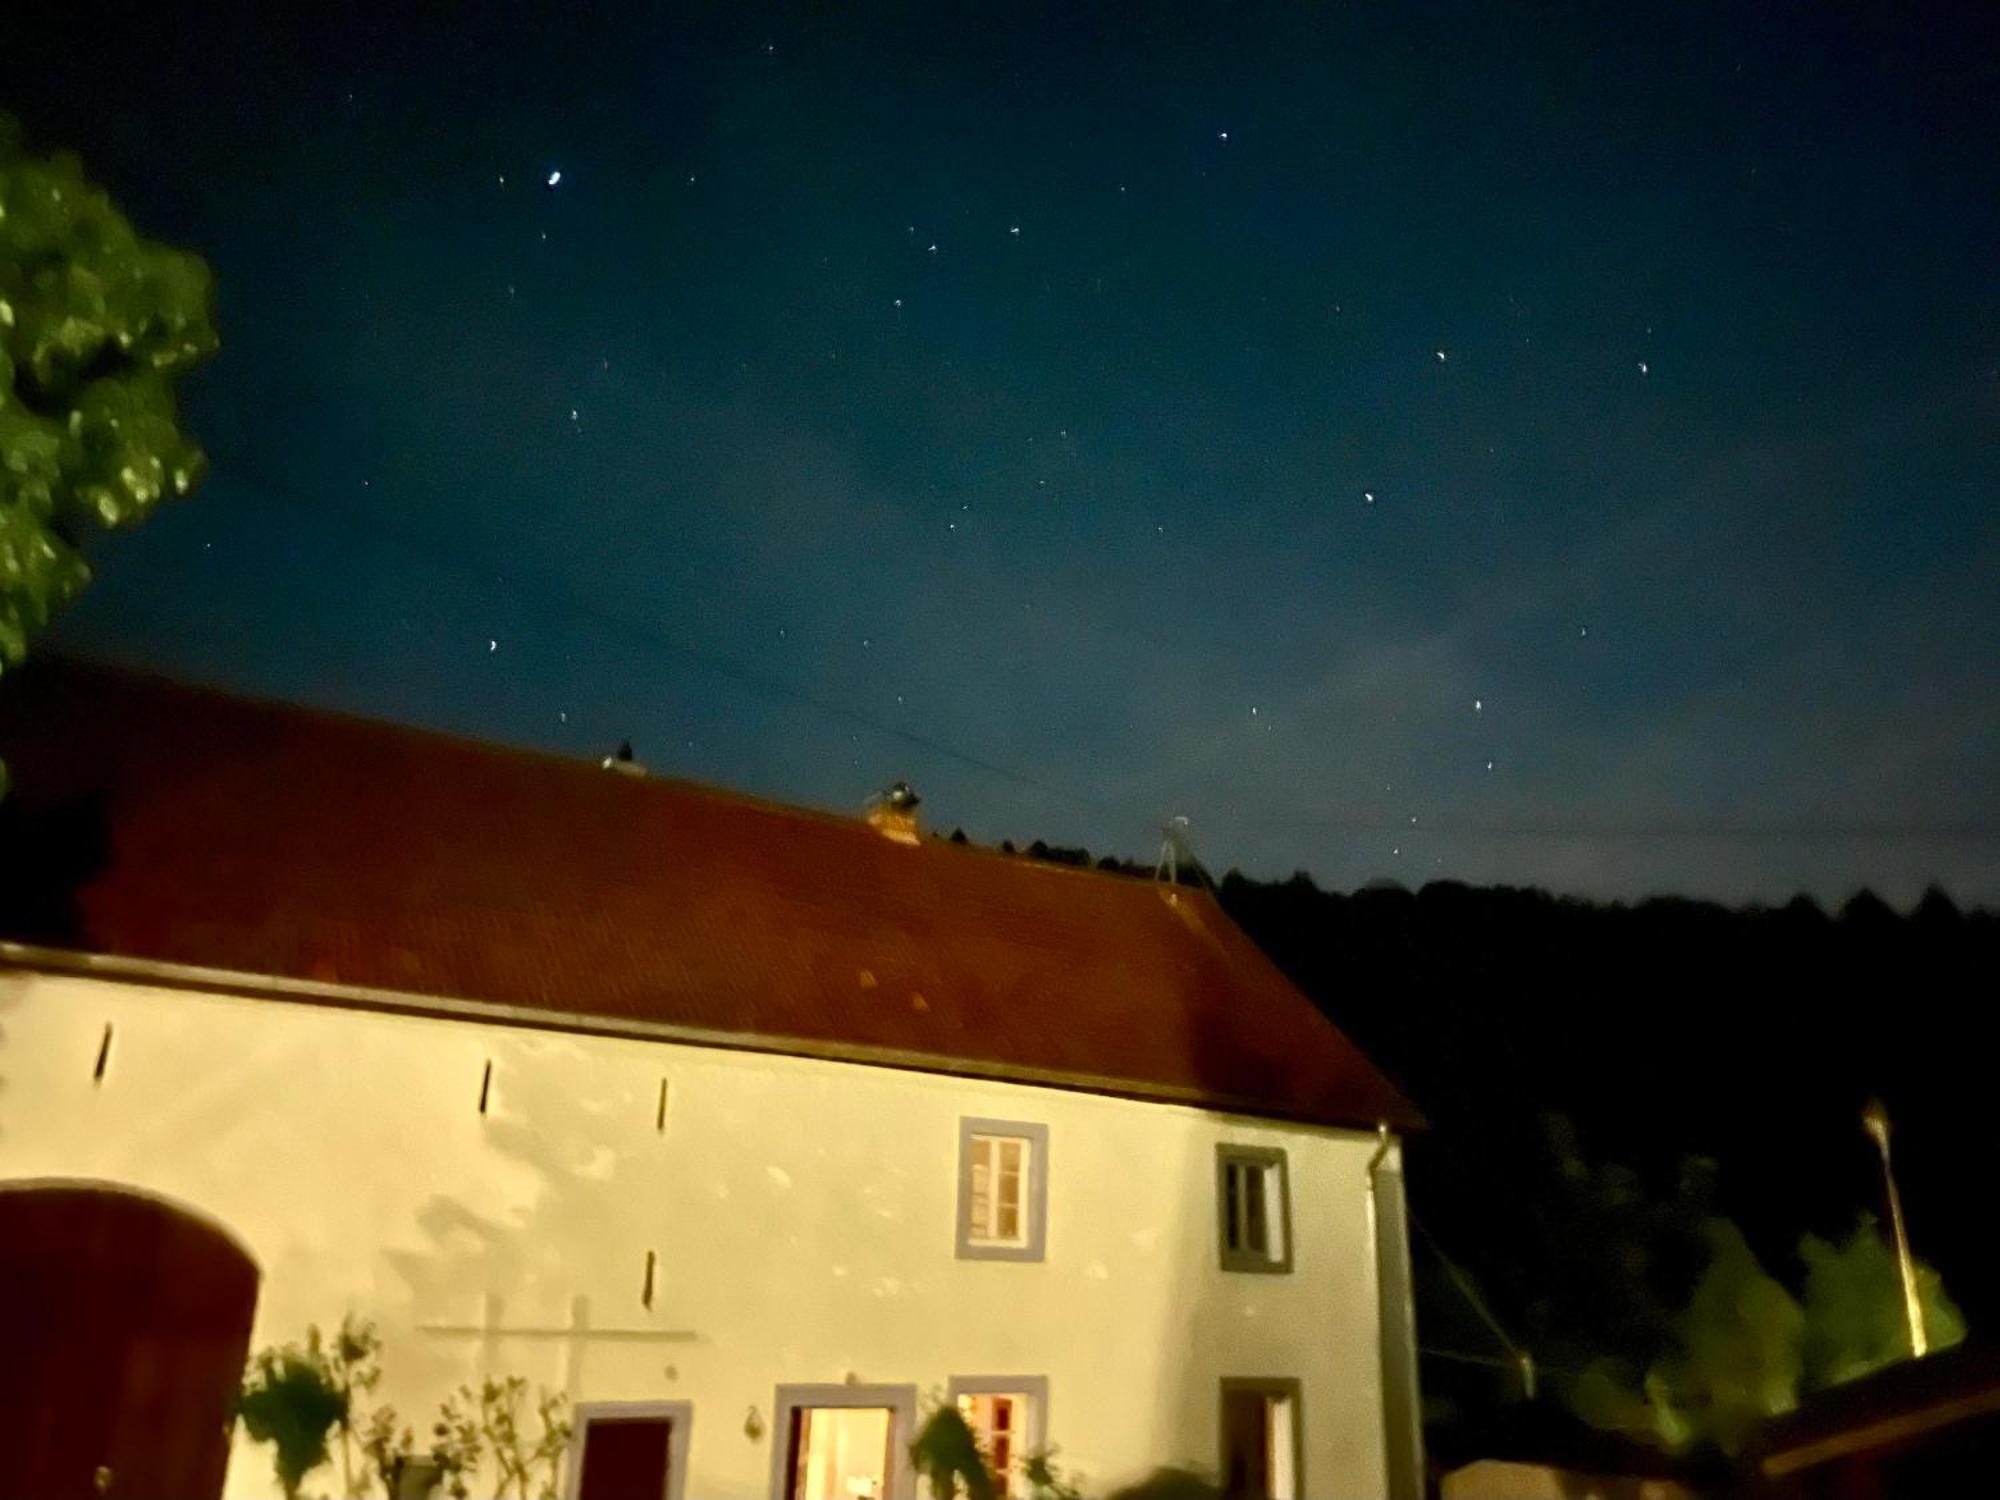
[0,967,1394,1499]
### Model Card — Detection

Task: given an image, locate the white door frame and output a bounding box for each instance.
[564,1399,694,1500]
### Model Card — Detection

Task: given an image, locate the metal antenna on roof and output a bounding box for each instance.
[601,741,647,777]
[1156,815,1194,886]
[864,779,923,845]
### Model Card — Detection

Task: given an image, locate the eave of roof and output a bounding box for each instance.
[0,655,1424,1132]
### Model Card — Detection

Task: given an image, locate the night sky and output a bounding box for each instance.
[6,1,1996,905]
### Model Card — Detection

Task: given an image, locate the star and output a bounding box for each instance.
[1218,130,1230,141]
[928,243,938,254]
[1473,698,1484,712]
[1009,225,1021,236]
[545,169,562,188]
[1435,349,1449,363]
[1363,491,1375,504]
[893,298,903,308]
[1638,361,1650,375]
[487,639,498,653]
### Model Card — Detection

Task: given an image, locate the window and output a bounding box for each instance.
[566,1401,692,1500]
[970,1134,1028,1244]
[947,1376,1048,1500]
[770,1384,918,1500]
[1216,1145,1291,1273]
[956,1118,1048,1261]
[1219,1379,1302,1500]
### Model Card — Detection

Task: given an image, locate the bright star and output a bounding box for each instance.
[1363,491,1375,504]
[545,170,562,188]
[1473,698,1483,712]
[1638,361,1650,374]
[1435,349,1448,363]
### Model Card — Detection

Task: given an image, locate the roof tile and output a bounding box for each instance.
[0,658,1420,1129]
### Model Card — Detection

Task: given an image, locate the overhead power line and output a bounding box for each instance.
[214,453,1134,824]
[207,454,1997,850]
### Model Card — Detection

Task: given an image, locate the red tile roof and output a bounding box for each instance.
[0,658,1420,1130]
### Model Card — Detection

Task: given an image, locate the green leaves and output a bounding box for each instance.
[1800,1217,1967,1389]
[236,1346,349,1500]
[1570,1211,1969,1454]
[0,113,216,681]
[910,1404,999,1500]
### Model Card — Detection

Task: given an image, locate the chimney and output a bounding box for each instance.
[601,741,647,778]
[865,779,922,846]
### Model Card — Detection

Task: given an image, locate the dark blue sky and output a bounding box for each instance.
[8,1,1996,904]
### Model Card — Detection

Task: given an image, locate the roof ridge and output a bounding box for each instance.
[2,653,1424,1131]
[33,650,1187,897]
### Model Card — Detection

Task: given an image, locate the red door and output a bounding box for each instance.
[0,1183,260,1500]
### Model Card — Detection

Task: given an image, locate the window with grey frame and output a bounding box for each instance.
[946,1375,1048,1499]
[1216,1144,1291,1273]
[956,1117,1048,1262]
[1219,1377,1303,1500]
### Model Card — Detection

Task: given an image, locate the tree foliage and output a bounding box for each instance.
[910,1403,998,1500]
[1800,1217,1967,1389]
[1567,1208,1965,1454]
[236,1343,349,1500]
[0,113,216,758]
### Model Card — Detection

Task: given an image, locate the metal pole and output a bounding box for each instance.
[1862,1098,1928,1358]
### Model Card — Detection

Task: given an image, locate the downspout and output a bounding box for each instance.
[1369,1121,1426,1500]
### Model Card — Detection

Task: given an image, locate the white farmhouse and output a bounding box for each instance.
[0,660,1423,1500]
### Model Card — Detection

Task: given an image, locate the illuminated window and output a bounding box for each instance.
[770,1385,917,1500]
[949,1377,1048,1500]
[1217,1146,1291,1273]
[957,1119,1048,1261]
